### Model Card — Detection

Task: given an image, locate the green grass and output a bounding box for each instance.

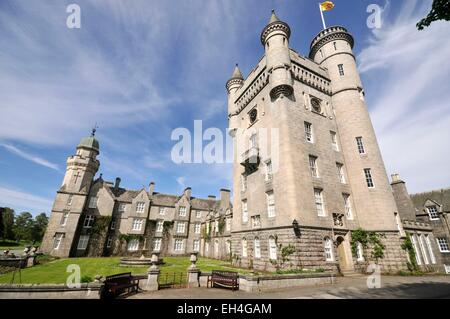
[0,240,39,251]
[0,256,252,284]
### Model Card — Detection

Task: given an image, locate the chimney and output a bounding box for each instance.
[220,189,231,206]
[184,187,192,199]
[149,182,155,195]
[114,177,121,191]
[208,195,216,199]
[391,173,402,183]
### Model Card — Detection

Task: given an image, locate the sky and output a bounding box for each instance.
[0,0,449,216]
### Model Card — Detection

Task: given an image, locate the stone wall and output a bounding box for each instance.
[0,283,102,299]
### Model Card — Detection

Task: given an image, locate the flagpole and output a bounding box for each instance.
[319,3,326,29]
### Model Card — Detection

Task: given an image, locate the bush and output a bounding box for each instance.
[81,275,93,283]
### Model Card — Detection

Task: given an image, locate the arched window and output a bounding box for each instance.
[310,98,322,113]
[254,238,261,258]
[324,237,334,261]
[242,238,248,257]
[269,236,277,260]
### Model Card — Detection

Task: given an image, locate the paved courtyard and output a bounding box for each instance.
[128,275,450,299]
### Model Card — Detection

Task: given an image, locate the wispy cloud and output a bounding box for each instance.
[1,143,59,171]
[358,0,450,193]
[0,185,53,214]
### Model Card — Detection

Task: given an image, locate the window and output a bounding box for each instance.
[83,215,95,228]
[330,131,339,151]
[314,189,325,216]
[153,238,162,252]
[226,240,231,255]
[206,222,210,234]
[411,235,422,265]
[343,194,353,220]
[311,98,321,113]
[356,242,364,262]
[269,237,277,260]
[425,235,436,264]
[176,222,186,234]
[88,196,98,209]
[324,238,334,261]
[67,195,73,206]
[195,210,202,219]
[159,207,166,215]
[118,203,126,213]
[214,220,219,233]
[174,239,184,251]
[60,212,69,226]
[241,174,247,191]
[194,223,201,234]
[178,206,187,217]
[338,64,344,76]
[437,237,450,252]
[127,239,139,251]
[251,215,261,229]
[265,160,273,181]
[333,41,337,50]
[226,218,231,232]
[364,168,374,188]
[136,202,145,213]
[77,235,90,250]
[132,218,144,231]
[156,220,164,232]
[242,238,248,257]
[309,155,319,178]
[53,233,63,250]
[356,137,365,154]
[427,206,439,220]
[418,234,430,265]
[250,134,258,148]
[110,218,116,230]
[445,264,450,274]
[106,236,113,248]
[266,191,276,217]
[304,122,313,143]
[193,239,200,252]
[249,108,257,124]
[337,163,346,183]
[242,200,248,223]
[254,238,261,258]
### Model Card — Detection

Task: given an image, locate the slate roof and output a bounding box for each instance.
[410,187,450,212]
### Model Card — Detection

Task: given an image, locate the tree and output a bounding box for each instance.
[417,0,450,30]
[32,213,49,243]
[13,212,34,242]
[2,208,15,240]
[0,208,4,239]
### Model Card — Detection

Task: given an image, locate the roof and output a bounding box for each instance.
[77,136,99,152]
[269,9,280,23]
[410,187,450,212]
[230,64,243,80]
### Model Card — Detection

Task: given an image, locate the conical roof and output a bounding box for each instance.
[230,64,243,80]
[269,9,280,23]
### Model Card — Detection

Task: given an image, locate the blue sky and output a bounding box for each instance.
[0,0,449,215]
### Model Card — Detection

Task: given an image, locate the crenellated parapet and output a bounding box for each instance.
[231,68,269,116]
[291,62,332,96]
[309,26,354,60]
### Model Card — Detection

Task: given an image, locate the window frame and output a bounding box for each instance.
[304,122,314,143]
[364,168,375,188]
[83,215,95,228]
[309,155,319,178]
[324,237,334,261]
[254,238,261,258]
[266,191,276,218]
[242,200,248,223]
[314,188,326,217]
[427,206,439,220]
[77,235,90,250]
[136,202,145,214]
[437,237,450,252]
[356,137,366,154]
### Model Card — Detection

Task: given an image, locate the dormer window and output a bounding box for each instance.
[249,108,257,124]
[310,98,322,114]
[427,206,439,220]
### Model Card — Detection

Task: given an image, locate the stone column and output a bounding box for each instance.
[146,253,160,291]
[187,252,200,288]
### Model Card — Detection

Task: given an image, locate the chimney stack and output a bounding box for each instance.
[114,177,121,191]
[184,187,192,199]
[220,189,231,207]
[149,182,155,195]
[391,173,402,183]
[208,195,216,199]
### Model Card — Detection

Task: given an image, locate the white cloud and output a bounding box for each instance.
[0,185,53,214]
[1,143,60,171]
[358,0,450,193]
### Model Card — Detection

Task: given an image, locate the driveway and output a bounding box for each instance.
[127,275,450,299]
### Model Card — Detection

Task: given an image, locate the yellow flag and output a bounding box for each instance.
[320,1,335,11]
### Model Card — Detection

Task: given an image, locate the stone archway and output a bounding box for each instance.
[336,235,354,272]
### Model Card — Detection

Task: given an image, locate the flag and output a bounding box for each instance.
[320,1,335,11]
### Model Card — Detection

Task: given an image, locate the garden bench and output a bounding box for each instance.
[207,270,239,291]
[101,272,139,299]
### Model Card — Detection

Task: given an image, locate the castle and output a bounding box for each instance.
[41,11,450,274]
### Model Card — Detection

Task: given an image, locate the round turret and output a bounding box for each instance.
[226,64,244,94]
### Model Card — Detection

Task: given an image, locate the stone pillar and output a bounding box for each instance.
[187,252,200,288]
[146,253,160,291]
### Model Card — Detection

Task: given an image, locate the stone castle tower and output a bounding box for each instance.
[227,11,407,273]
[41,132,100,257]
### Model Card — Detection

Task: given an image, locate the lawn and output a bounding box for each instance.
[0,240,38,251]
[0,256,252,284]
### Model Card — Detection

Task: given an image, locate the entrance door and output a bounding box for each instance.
[336,236,348,270]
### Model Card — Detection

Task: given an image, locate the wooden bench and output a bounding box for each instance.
[101,272,139,299]
[207,270,239,291]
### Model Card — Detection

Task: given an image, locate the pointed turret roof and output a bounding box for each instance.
[230,64,243,80]
[269,9,280,24]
